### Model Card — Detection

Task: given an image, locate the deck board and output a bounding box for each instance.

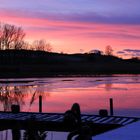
[0,112,138,125]
[0,111,139,133]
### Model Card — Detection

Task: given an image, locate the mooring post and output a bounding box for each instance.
[11,105,20,113]
[39,95,42,113]
[110,98,114,116]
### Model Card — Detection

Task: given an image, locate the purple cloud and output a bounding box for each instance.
[31,12,140,25]
[123,49,140,53]
[117,51,125,54]
[60,13,140,25]
[117,49,140,57]
[84,32,140,40]
[1,8,140,25]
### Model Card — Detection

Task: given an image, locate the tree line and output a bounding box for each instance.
[0,22,115,56]
[0,22,52,51]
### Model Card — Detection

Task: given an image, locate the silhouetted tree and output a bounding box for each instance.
[105,45,113,56]
[0,22,25,50]
[21,41,29,50]
[45,43,52,52]
[33,39,52,52]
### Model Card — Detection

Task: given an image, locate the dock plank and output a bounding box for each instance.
[0,111,139,133]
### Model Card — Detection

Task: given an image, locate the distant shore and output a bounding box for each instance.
[0,65,140,79]
[0,50,140,78]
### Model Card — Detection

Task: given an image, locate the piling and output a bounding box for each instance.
[11,105,20,113]
[39,95,42,113]
[110,98,114,116]
[99,109,108,117]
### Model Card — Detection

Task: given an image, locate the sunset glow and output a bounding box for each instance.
[0,0,140,57]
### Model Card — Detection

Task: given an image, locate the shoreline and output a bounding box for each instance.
[0,72,140,79]
[0,50,140,79]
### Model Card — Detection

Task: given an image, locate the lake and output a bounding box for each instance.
[0,74,140,117]
[0,74,140,139]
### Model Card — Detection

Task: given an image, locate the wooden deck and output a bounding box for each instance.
[0,111,139,135]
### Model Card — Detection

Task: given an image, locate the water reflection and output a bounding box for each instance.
[29,85,50,108]
[0,129,48,140]
[104,83,113,91]
[0,75,140,116]
[0,85,50,112]
[0,129,68,140]
[0,86,26,111]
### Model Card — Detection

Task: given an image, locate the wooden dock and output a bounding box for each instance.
[0,111,139,135]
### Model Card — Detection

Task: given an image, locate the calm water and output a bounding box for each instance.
[0,74,140,139]
[0,74,140,117]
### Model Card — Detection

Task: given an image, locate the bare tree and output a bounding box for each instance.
[0,23,4,50]
[0,22,25,50]
[45,43,52,52]
[105,45,113,56]
[20,41,29,50]
[33,39,52,52]
[33,40,44,51]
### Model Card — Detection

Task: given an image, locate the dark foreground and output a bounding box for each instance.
[0,111,139,136]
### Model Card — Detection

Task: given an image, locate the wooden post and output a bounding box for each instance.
[110,98,114,116]
[11,105,20,113]
[39,95,42,113]
[99,109,108,116]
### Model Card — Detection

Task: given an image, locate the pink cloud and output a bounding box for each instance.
[0,9,140,55]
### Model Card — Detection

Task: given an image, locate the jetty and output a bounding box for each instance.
[0,99,139,139]
[0,111,139,136]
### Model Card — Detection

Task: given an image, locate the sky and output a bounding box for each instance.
[0,0,140,57]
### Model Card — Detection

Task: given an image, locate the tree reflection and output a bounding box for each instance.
[105,83,113,91]
[29,85,50,107]
[104,77,113,91]
[0,84,50,111]
[0,86,26,111]
[131,74,140,82]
